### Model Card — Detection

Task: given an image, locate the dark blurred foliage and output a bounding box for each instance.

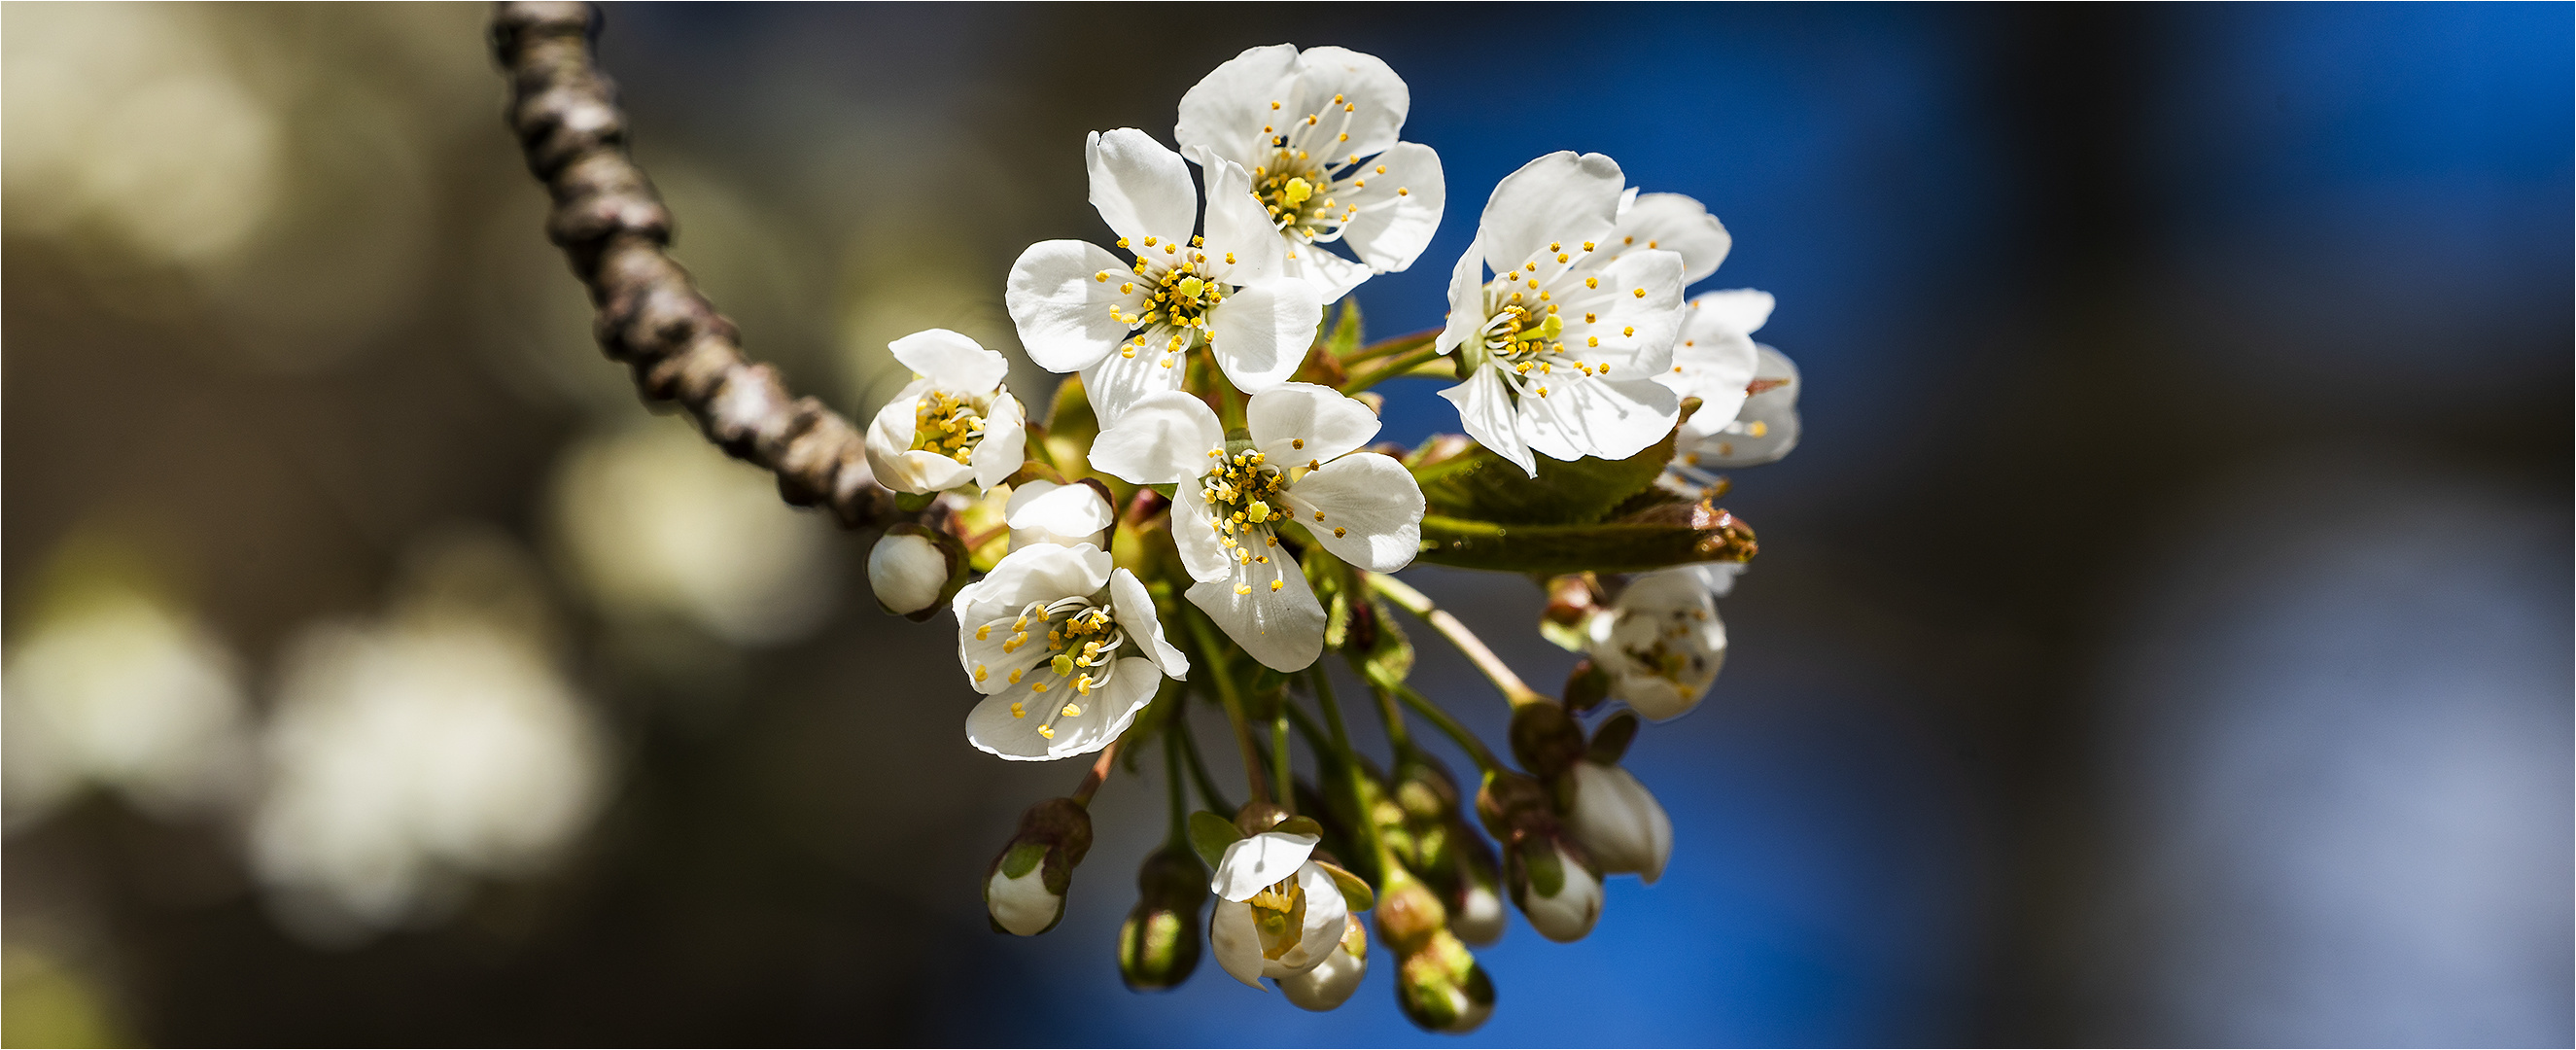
[3,4,2565,1046]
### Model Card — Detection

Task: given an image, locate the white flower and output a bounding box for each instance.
[1687,342,1803,469]
[867,531,952,617]
[1434,153,1688,475]
[1279,913,1369,1011]
[1516,838,1602,943]
[1603,189,1733,285]
[1656,289,1769,450]
[986,860,1062,936]
[1003,479,1114,551]
[1451,874,1506,946]
[2,589,251,826]
[1585,568,1729,720]
[1680,559,1746,599]
[863,329,1027,495]
[1005,128,1323,424]
[1564,760,1674,884]
[952,543,1188,761]
[1207,829,1350,987]
[1175,44,1445,303]
[1090,384,1424,672]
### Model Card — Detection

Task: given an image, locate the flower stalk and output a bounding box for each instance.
[1368,574,1548,708]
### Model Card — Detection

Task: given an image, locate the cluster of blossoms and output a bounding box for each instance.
[855,44,1802,1031]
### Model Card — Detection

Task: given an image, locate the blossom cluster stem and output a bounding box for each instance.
[1070,742,1120,806]
[1394,682,1503,774]
[1180,608,1271,804]
[1367,575,1549,709]
[1271,710,1296,815]
[1342,344,1451,396]
[1174,716,1233,815]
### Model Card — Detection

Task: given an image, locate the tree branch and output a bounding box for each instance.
[488,1,899,529]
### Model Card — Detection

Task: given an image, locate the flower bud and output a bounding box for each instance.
[984,797,1092,936]
[1563,759,1672,884]
[1508,834,1602,943]
[1447,836,1507,947]
[1279,913,1368,1011]
[868,524,964,620]
[1117,844,1207,990]
[1375,864,1494,1033]
[1563,657,1611,713]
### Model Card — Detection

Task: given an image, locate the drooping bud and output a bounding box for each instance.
[1563,759,1672,884]
[1479,769,1602,942]
[1387,752,1505,946]
[1508,834,1602,942]
[868,524,966,620]
[1563,657,1611,714]
[1376,863,1494,1033]
[1117,844,1207,990]
[984,797,1093,936]
[1280,913,1369,1011]
[1447,831,1507,947]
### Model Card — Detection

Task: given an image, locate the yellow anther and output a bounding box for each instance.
[1585,277,1600,289]
[1623,326,1635,336]
[1584,312,1598,323]
[1557,253,1570,262]
[1633,288,1647,298]
[1031,682,1049,693]
[1164,243,1177,255]
[1062,702,1083,717]
[1271,579,1284,591]
[1143,236,1157,247]
[1292,438,1305,449]
[1010,702,1026,718]
[1037,724,1055,739]
[1397,188,1409,196]
[1333,527,1346,538]
[976,625,992,641]
[1120,282,1133,294]
[1525,262,1538,271]
[1117,237,1131,248]
[1375,164,1387,174]
[1235,583,1252,595]
[1009,668,1024,683]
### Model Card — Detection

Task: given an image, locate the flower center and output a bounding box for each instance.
[1249,93,1374,243]
[910,389,989,464]
[1474,242,1619,402]
[1201,447,1288,532]
[1102,235,1236,370]
[1617,606,1718,690]
[979,596,1131,740]
[1246,875,1308,961]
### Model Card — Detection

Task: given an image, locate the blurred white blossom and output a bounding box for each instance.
[550,418,842,647]
[2,589,253,828]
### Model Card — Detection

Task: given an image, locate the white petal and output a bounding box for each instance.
[1164,482,1234,585]
[1279,930,1367,1011]
[1207,278,1322,394]
[1287,46,1410,159]
[1281,454,1422,573]
[1006,239,1142,373]
[1688,287,1775,336]
[1478,152,1624,276]
[1601,192,1730,285]
[968,392,1027,492]
[1439,368,1535,476]
[1334,141,1445,273]
[986,865,1062,935]
[1076,328,1191,426]
[1434,235,1486,356]
[1005,480,1113,549]
[1186,548,1325,672]
[867,533,949,616]
[1088,390,1224,485]
[1109,568,1190,679]
[1265,861,1351,976]
[1281,245,1374,305]
[1086,128,1197,248]
[1246,382,1380,466]
[1174,44,1300,170]
[1522,841,1602,942]
[1208,899,1271,988]
[1199,153,1286,283]
[1212,830,1322,900]
[964,654,1159,761]
[1688,344,1801,468]
[889,328,1007,392]
[952,542,1111,628]
[1515,375,1682,465]
[1565,761,1673,883]
[1554,249,1688,374]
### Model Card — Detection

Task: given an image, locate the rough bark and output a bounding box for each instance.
[489,1,897,529]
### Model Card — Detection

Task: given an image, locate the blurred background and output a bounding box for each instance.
[4,3,2567,1044]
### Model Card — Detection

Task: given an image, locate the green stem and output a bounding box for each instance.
[1342,327,1442,365]
[1174,715,1233,815]
[1180,607,1271,804]
[1341,344,1450,396]
[1311,667,1354,752]
[1271,707,1295,814]
[1368,574,1549,708]
[1163,721,1189,849]
[1395,682,1503,773]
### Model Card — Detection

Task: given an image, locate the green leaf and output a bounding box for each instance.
[1521,838,1565,898]
[893,491,936,513]
[1411,423,1681,527]
[1314,860,1376,912]
[1188,810,1241,871]
[1411,500,1757,576]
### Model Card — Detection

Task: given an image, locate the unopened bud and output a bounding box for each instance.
[1563,657,1611,713]
[1564,759,1672,884]
[1508,701,1584,782]
[1118,845,1207,990]
[1447,835,1507,947]
[984,797,1093,936]
[1395,928,1495,1033]
[1233,799,1292,838]
[869,524,964,619]
[1280,913,1368,1011]
[1508,834,1602,943]
[1543,574,1600,627]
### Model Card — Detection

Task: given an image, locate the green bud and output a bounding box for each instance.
[1395,928,1495,1033]
[1508,701,1585,782]
[1117,845,1207,991]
